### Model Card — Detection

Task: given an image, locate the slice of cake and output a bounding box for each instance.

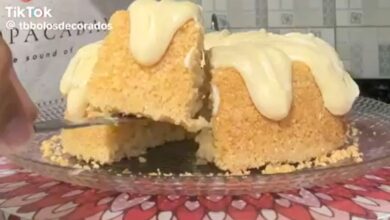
[61,120,187,163]
[57,41,187,164]
[86,0,208,132]
[197,30,360,174]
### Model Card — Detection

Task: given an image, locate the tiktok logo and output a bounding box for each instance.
[5,6,53,18]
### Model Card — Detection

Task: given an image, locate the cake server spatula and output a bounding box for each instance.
[33,117,138,133]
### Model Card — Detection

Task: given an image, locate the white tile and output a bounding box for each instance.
[281,0,293,10]
[377,28,390,44]
[203,12,213,29]
[268,11,282,27]
[342,60,352,72]
[294,9,323,26]
[337,45,352,59]
[349,10,364,25]
[280,12,294,25]
[268,0,280,10]
[336,29,350,44]
[243,11,257,26]
[319,29,335,46]
[215,0,227,11]
[279,28,307,34]
[268,11,295,27]
[229,11,256,27]
[202,0,215,11]
[349,0,362,9]
[378,0,390,8]
[336,0,348,9]
[349,29,380,78]
[242,0,256,10]
[309,0,322,9]
[336,11,351,25]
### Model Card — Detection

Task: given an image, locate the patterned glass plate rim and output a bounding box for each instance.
[8,97,390,195]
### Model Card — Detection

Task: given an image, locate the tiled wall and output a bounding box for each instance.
[196,0,390,79]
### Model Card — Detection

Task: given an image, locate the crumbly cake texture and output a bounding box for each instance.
[87,11,208,132]
[41,135,71,167]
[262,145,362,174]
[41,134,362,175]
[198,62,350,174]
[59,120,188,164]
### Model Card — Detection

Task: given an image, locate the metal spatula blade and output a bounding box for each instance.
[33,116,137,133]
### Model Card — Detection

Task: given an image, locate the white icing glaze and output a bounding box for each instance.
[211,44,292,120]
[60,41,102,120]
[211,84,221,116]
[205,29,266,50]
[207,30,360,119]
[204,30,231,50]
[128,0,202,66]
[184,47,196,68]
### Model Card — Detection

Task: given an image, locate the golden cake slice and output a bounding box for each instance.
[55,39,187,164]
[197,30,360,174]
[86,0,208,132]
[45,0,206,164]
[198,62,347,172]
[61,120,187,164]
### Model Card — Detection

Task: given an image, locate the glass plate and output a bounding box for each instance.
[8,97,390,195]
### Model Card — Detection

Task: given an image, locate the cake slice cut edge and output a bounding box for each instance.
[86,11,209,133]
[60,118,189,165]
[196,62,361,174]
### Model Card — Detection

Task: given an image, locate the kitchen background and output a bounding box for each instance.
[196,0,390,79]
[194,0,390,102]
[0,0,389,103]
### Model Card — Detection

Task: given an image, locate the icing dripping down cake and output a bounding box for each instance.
[43,0,361,174]
[196,30,360,173]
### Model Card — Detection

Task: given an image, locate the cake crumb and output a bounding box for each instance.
[262,145,363,174]
[41,135,71,167]
[41,135,103,171]
[138,156,147,163]
[69,168,84,176]
[179,172,193,177]
[296,161,312,170]
[73,164,83,169]
[122,168,131,174]
[224,171,233,176]
[314,145,362,167]
[82,165,92,171]
[91,161,101,169]
[40,126,364,176]
[149,169,163,176]
[263,164,296,174]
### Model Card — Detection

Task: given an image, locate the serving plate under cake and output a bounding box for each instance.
[8,97,390,195]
